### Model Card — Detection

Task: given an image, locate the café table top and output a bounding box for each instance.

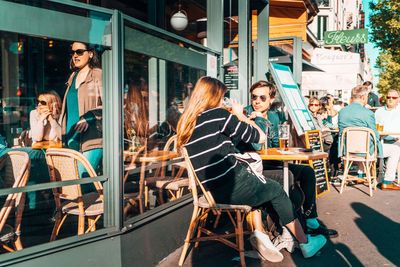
[258,147,328,161]
[31,140,62,149]
[123,150,179,164]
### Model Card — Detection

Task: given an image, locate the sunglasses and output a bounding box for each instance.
[37,100,47,106]
[309,103,320,107]
[387,96,398,100]
[251,94,267,102]
[70,49,88,56]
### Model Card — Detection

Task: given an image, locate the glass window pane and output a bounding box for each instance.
[123,49,205,220]
[0,28,108,252]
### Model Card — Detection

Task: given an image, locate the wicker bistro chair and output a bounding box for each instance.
[339,127,378,197]
[123,145,146,216]
[178,148,252,267]
[45,148,103,241]
[0,151,30,252]
[144,135,189,207]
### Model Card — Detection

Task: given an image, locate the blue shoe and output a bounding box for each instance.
[299,234,327,258]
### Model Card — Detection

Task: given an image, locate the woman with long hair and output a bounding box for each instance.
[30,91,62,142]
[59,41,103,176]
[177,77,326,262]
[124,79,149,151]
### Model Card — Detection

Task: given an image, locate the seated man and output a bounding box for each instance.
[237,80,338,239]
[338,85,400,190]
[374,89,400,189]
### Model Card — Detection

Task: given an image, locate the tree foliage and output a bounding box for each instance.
[369,0,400,59]
[375,51,400,96]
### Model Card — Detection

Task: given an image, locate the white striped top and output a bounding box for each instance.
[185,108,260,190]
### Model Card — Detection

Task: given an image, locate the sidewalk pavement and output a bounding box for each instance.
[158,184,400,267]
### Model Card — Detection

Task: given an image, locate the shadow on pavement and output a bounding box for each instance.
[352,202,400,266]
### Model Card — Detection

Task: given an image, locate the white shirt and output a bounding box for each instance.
[29,109,61,142]
[375,105,400,133]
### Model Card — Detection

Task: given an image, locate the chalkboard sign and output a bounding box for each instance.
[224,63,239,91]
[269,63,316,136]
[304,130,330,197]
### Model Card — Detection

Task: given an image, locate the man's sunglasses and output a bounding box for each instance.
[387,96,398,100]
[37,100,47,106]
[309,103,320,107]
[70,49,88,56]
[251,94,267,102]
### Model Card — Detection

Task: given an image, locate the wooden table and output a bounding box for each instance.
[259,148,328,194]
[124,149,180,214]
[31,140,62,149]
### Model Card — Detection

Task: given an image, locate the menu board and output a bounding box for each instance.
[269,63,316,135]
[305,130,330,197]
[224,63,239,91]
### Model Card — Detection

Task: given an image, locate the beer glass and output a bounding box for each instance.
[278,124,289,150]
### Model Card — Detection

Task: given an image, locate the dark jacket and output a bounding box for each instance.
[367,92,380,107]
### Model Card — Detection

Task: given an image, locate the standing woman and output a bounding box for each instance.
[59,42,103,175]
[30,91,62,143]
[176,77,326,262]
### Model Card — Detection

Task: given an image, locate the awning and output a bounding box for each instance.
[269,46,324,72]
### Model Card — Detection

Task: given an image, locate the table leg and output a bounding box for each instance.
[283,161,289,194]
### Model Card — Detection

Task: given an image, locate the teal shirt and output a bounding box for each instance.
[243,105,284,150]
[66,74,80,144]
[338,102,382,157]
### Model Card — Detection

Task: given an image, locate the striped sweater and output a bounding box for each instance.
[185,108,260,190]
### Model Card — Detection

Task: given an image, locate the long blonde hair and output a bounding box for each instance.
[38,91,62,119]
[176,76,227,148]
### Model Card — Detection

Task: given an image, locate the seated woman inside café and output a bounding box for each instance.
[176,76,327,262]
[308,97,334,152]
[29,91,62,143]
[124,79,149,152]
[237,81,337,242]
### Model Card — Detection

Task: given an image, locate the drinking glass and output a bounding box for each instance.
[278,124,289,151]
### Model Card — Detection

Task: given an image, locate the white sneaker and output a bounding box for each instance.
[273,227,298,253]
[249,230,284,262]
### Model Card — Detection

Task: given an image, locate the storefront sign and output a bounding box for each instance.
[324,29,368,45]
[224,63,238,90]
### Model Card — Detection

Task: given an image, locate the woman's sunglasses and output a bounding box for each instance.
[70,49,88,56]
[387,96,398,100]
[309,103,320,107]
[37,100,47,106]
[251,94,267,102]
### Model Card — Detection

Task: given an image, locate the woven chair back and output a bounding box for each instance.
[341,127,377,159]
[45,148,102,201]
[181,147,216,207]
[0,151,30,231]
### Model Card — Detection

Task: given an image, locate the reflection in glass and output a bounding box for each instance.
[0,31,106,252]
[123,50,205,220]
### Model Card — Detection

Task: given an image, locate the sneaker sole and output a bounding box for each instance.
[249,235,284,263]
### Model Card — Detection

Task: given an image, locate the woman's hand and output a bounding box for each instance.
[74,118,89,133]
[230,99,244,118]
[37,106,51,122]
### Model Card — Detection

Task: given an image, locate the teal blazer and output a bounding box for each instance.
[241,105,284,150]
[338,102,382,157]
